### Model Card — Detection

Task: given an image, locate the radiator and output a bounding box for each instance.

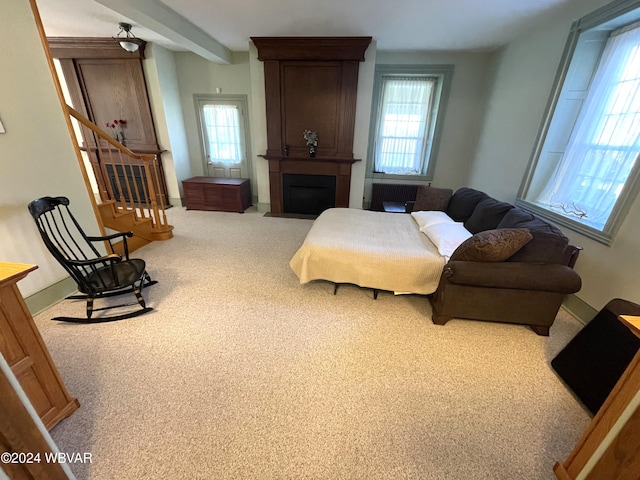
[369,183,420,211]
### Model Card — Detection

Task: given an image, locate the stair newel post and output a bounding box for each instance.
[142,154,161,229]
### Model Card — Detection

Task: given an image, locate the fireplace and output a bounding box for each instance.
[252,37,371,216]
[283,174,336,215]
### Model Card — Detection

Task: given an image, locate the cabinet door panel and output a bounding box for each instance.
[76,58,157,151]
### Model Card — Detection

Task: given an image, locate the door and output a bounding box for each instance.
[195,95,251,179]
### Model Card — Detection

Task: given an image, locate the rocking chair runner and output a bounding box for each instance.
[28,196,157,323]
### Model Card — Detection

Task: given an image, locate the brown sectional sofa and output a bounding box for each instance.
[414,187,582,336]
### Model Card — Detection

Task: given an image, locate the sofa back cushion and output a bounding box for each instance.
[446,188,489,222]
[463,198,514,234]
[498,207,569,264]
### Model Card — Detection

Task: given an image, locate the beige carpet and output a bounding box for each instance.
[35,207,591,480]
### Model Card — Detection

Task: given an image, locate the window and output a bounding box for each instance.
[519,0,640,244]
[201,104,242,164]
[194,95,251,179]
[367,65,453,180]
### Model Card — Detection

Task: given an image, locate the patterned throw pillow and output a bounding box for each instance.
[449,228,533,262]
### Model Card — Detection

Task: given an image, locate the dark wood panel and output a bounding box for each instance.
[48,37,146,59]
[252,37,371,61]
[282,62,341,156]
[76,58,157,151]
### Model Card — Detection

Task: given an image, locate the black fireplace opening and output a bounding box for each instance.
[283,174,336,216]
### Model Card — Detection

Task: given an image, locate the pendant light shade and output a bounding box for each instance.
[115,22,144,53]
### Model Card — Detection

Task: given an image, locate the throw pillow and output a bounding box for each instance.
[450,228,533,262]
[421,222,473,259]
[412,186,453,212]
[411,210,454,230]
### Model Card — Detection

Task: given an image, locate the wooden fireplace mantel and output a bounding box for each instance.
[260,155,360,165]
[253,36,371,215]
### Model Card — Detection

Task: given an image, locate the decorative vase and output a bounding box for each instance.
[309,145,316,157]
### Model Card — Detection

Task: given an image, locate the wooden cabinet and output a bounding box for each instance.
[183,177,252,213]
[0,262,79,430]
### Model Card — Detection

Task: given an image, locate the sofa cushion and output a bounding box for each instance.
[507,231,569,264]
[450,228,533,262]
[497,208,570,264]
[497,208,565,236]
[463,198,514,234]
[446,188,489,222]
[412,186,453,212]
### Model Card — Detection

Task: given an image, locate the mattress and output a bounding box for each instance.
[289,208,446,294]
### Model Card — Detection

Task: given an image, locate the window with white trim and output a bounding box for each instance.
[519,0,640,244]
[367,65,453,180]
[201,104,243,164]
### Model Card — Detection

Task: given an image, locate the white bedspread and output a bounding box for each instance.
[289,208,446,294]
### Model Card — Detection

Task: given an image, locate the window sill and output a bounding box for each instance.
[366,172,433,182]
[514,199,614,246]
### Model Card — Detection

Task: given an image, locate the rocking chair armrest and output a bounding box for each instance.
[66,254,123,267]
[86,231,134,242]
[87,231,133,258]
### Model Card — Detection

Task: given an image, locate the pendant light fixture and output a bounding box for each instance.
[115,22,144,53]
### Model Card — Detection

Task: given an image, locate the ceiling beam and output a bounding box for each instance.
[94,0,232,64]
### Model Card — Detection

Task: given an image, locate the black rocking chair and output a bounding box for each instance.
[28,196,157,323]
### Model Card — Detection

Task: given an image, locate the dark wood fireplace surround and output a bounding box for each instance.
[252,37,371,215]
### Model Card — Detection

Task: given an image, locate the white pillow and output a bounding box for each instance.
[410,210,454,230]
[421,222,472,259]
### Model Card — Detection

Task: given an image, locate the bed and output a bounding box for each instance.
[289,208,450,295]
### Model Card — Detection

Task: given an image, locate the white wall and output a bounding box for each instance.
[470,0,640,311]
[375,50,495,191]
[144,44,191,205]
[172,44,493,211]
[0,1,99,297]
[174,51,253,179]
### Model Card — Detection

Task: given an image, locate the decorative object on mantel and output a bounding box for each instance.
[303,130,318,157]
[114,22,144,53]
[105,119,126,145]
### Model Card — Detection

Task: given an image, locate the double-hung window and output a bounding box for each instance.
[367,65,453,180]
[519,0,640,244]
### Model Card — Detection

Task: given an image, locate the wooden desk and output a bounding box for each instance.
[554,313,640,479]
[0,262,79,430]
[183,177,252,213]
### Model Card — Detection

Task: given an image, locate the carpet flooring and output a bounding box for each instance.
[35,207,591,480]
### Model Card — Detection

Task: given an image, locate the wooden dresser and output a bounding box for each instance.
[0,262,79,430]
[183,177,252,213]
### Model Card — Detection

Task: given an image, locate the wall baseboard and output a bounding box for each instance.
[562,294,597,325]
[24,276,77,317]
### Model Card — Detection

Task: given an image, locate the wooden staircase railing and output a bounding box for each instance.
[66,105,173,244]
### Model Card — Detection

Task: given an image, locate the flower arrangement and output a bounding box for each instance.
[105,119,127,144]
[303,129,318,157]
[303,129,318,147]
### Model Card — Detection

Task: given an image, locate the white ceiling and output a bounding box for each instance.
[35,0,577,62]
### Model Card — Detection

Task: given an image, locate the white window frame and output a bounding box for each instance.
[518,0,640,245]
[366,65,453,181]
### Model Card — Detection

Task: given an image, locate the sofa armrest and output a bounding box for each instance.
[443,261,582,293]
